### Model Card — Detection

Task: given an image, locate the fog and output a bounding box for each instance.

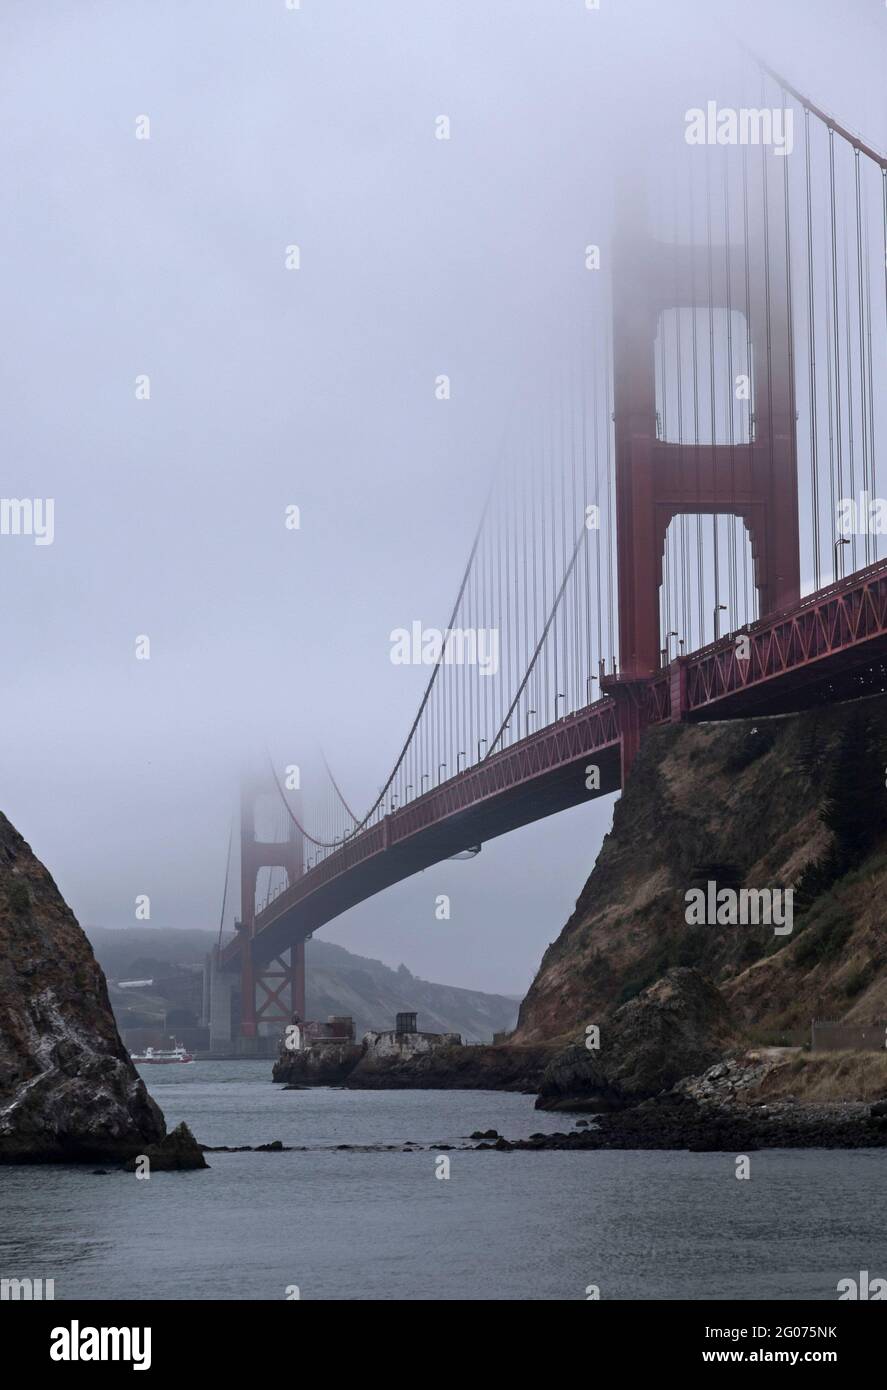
[1,0,884,994]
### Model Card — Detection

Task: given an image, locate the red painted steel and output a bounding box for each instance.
[223,559,887,982]
[612,187,799,677]
[222,699,621,970]
[668,558,887,718]
[238,774,305,1033]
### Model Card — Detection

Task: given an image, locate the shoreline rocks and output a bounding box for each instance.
[273,1040,552,1092]
[473,1093,887,1152]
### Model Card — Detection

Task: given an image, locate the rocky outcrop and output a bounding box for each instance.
[515,696,887,1047]
[344,1042,551,1091]
[122,1121,208,1171]
[477,1094,887,1151]
[272,1042,364,1086]
[0,812,171,1164]
[273,1039,552,1091]
[537,968,737,1110]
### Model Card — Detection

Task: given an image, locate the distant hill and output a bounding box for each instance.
[84,927,519,1043]
[303,938,518,1041]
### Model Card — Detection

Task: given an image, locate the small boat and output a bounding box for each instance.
[131,1040,194,1065]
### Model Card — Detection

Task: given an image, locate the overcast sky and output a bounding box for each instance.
[1,0,885,994]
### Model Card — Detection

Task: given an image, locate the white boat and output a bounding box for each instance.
[131,1040,194,1065]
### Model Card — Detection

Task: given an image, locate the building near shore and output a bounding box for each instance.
[280,1011,460,1059]
[362,1013,461,1059]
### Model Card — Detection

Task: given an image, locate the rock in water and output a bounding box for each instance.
[0,812,167,1163]
[122,1122,208,1171]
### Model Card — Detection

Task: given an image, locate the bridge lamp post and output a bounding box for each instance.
[457,751,466,771]
[421,773,429,790]
[525,709,536,737]
[477,737,486,762]
[585,677,597,704]
[834,536,850,579]
[556,692,565,721]
[713,605,726,641]
[438,762,447,785]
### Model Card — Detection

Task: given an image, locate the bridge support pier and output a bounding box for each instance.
[206,947,237,1052]
[602,675,650,781]
[612,181,800,679]
[669,657,688,723]
[239,772,305,1040]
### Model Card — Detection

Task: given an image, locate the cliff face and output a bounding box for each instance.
[515,694,887,1047]
[0,813,166,1162]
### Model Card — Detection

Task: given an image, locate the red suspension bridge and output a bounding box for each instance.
[212,55,887,1046]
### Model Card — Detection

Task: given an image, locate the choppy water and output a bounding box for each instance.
[0,1062,884,1300]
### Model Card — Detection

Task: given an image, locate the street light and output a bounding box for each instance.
[438,762,447,784]
[556,692,565,720]
[477,738,486,762]
[835,536,850,579]
[525,709,536,738]
[586,676,598,703]
[457,751,466,771]
[713,604,726,640]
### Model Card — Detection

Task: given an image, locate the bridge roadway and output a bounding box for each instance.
[223,556,887,970]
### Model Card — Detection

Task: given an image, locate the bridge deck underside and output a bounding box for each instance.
[680,561,887,720]
[223,560,887,971]
[687,638,887,719]
[228,735,622,968]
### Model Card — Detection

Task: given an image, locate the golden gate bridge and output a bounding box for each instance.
[211,51,887,1046]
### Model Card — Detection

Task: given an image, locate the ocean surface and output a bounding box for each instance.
[1,1061,884,1301]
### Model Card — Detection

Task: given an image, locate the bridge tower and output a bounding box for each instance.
[238,771,305,1042]
[612,180,800,683]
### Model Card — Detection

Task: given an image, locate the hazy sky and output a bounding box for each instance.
[1,0,885,994]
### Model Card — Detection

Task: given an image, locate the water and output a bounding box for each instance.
[1,1062,884,1300]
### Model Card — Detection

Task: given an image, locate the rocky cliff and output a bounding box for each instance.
[0,812,171,1163]
[515,693,887,1050]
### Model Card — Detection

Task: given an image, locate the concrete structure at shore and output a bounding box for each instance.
[362,1026,461,1059]
[280,1010,461,1061]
